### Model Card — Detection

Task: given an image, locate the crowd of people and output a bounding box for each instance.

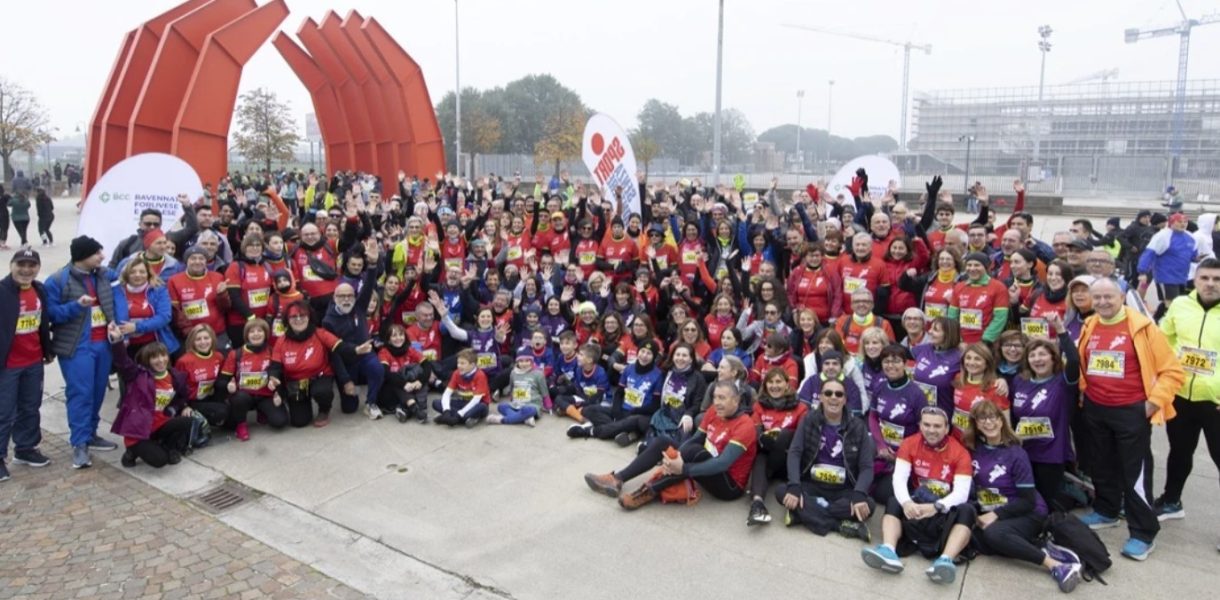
[1,166,1218,592]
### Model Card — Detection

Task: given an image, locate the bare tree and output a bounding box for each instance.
[0,78,51,181]
[232,88,300,173]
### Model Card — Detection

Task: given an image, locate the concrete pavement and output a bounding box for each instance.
[4,196,1218,599]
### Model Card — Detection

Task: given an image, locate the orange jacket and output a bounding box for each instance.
[1078,308,1184,425]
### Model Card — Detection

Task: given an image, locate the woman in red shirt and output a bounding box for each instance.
[703,293,738,351]
[951,343,1010,440]
[217,319,285,433]
[747,368,809,519]
[174,325,229,435]
[270,301,368,428]
[107,325,192,470]
[224,234,273,344]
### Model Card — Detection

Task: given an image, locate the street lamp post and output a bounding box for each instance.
[1033,25,1052,165]
[712,0,724,185]
[826,80,834,175]
[959,135,975,194]
[795,90,805,171]
[454,0,461,177]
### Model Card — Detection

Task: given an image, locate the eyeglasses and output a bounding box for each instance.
[1002,342,1024,350]
[821,390,846,398]
[975,414,1002,423]
[333,294,356,300]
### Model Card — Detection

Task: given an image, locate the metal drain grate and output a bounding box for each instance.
[189,481,259,514]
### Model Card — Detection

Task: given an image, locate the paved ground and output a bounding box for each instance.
[0,436,363,600]
[1,196,1217,599]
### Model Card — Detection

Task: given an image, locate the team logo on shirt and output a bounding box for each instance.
[304,347,315,362]
[830,439,843,458]
[988,464,1007,483]
[940,464,952,480]
[974,294,987,307]
[889,402,907,419]
[1109,335,1128,350]
[929,365,950,378]
[1031,389,1048,411]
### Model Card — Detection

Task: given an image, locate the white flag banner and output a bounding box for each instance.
[582,113,640,219]
[78,153,202,260]
[829,155,902,201]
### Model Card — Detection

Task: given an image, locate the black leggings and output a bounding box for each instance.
[778,482,876,536]
[11,220,28,246]
[279,376,335,427]
[226,391,289,429]
[972,512,1047,566]
[749,429,794,498]
[1031,462,1067,512]
[128,417,192,468]
[613,435,743,501]
[586,412,650,440]
[1162,395,1220,503]
[192,394,256,429]
[38,217,53,243]
[886,496,977,558]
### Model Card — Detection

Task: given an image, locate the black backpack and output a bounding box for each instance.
[1044,511,1112,584]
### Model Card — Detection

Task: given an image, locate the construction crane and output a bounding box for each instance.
[1124,1,1220,160]
[783,24,931,151]
[1066,68,1119,85]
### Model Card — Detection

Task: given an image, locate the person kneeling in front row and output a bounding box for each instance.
[861,406,974,585]
[582,380,757,509]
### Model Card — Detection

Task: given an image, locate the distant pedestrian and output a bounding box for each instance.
[35,188,54,246]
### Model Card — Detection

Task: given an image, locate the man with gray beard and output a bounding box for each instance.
[321,240,381,417]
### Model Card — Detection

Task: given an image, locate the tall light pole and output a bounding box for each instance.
[826,80,834,175]
[712,0,724,185]
[1033,25,1052,165]
[795,90,805,171]
[453,0,462,177]
[959,135,975,194]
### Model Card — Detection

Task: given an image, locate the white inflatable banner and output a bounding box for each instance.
[582,113,641,219]
[829,155,902,201]
[79,153,202,261]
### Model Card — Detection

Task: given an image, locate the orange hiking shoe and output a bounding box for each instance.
[618,484,657,510]
[564,405,583,422]
[584,472,622,497]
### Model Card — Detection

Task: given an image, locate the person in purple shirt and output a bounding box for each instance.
[868,344,927,507]
[797,350,864,415]
[912,317,963,415]
[966,400,1083,594]
[1011,313,1079,511]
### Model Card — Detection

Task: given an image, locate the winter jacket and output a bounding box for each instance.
[43,265,118,357]
[784,408,875,499]
[109,341,189,440]
[1078,308,1185,425]
[0,276,53,366]
[114,284,181,355]
[1138,228,1196,285]
[1161,290,1220,404]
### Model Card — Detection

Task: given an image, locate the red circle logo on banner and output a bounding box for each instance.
[590,133,604,155]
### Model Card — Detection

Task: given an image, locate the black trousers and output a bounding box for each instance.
[192,394,255,429]
[972,512,1047,565]
[11,220,28,246]
[885,496,977,559]
[279,376,335,427]
[587,412,650,440]
[749,429,794,498]
[1083,396,1159,542]
[227,391,289,429]
[37,216,53,243]
[1031,462,1067,513]
[779,482,875,536]
[614,435,744,501]
[1162,395,1220,503]
[128,417,192,468]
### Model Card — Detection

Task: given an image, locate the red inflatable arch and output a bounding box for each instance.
[83,0,446,201]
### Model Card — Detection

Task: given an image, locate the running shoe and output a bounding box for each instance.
[1153,496,1185,521]
[1120,538,1154,561]
[1050,562,1082,593]
[1078,511,1120,530]
[925,556,957,584]
[861,545,904,574]
[748,500,772,526]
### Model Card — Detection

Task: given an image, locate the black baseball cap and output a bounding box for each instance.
[11,248,40,265]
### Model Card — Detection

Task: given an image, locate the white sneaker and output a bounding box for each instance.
[486,414,504,425]
[525,416,536,427]
[365,405,383,420]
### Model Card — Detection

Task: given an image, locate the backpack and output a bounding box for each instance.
[1043,511,1112,584]
[646,469,701,506]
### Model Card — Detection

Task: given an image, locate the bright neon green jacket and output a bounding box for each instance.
[1161,290,1220,403]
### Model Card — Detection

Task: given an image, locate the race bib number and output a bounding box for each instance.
[1179,346,1217,376]
[445,258,463,271]
[1020,318,1049,339]
[421,349,437,362]
[917,381,938,406]
[579,252,597,266]
[654,256,668,271]
[507,246,523,261]
[922,478,951,498]
[248,288,270,308]
[15,310,40,335]
[880,420,905,447]
[302,265,321,282]
[239,371,268,390]
[1086,350,1125,378]
[715,265,728,280]
[272,319,286,337]
[924,303,947,319]
[512,387,529,401]
[952,408,972,432]
[844,277,866,294]
[197,380,215,399]
[960,308,983,330]
[682,250,699,265]
[703,437,721,458]
[623,387,644,408]
[154,388,174,410]
[182,299,209,320]
[582,385,599,398]
[1015,416,1054,440]
[477,353,496,369]
[663,392,684,408]
[811,463,847,486]
[977,488,1009,511]
[91,306,107,328]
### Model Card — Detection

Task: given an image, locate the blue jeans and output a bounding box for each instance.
[346,353,385,409]
[431,398,488,422]
[59,340,111,447]
[497,403,539,424]
[0,362,44,458]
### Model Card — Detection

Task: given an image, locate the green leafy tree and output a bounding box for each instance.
[0,78,51,181]
[232,88,301,173]
[535,107,587,177]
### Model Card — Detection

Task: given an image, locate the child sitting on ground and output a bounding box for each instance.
[488,349,550,427]
[378,324,430,423]
[433,348,491,427]
[554,343,610,423]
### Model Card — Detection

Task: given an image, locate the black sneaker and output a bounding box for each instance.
[12,448,50,467]
[167,450,182,465]
[0,461,9,482]
[121,450,137,468]
[748,499,772,526]
[86,436,118,451]
[567,423,593,439]
[395,407,408,423]
[614,431,638,447]
[838,520,872,542]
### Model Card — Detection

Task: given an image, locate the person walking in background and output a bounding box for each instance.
[0,183,10,250]
[35,187,54,246]
[7,188,32,247]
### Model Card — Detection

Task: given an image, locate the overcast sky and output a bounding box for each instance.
[8,0,1220,144]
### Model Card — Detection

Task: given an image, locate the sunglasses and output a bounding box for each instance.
[821,390,846,398]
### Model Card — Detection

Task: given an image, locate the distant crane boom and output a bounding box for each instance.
[783,23,930,151]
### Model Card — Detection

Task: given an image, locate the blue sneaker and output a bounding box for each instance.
[1154,497,1185,521]
[925,556,957,584]
[1050,562,1082,593]
[1121,538,1154,561]
[1078,511,1120,530]
[861,545,904,573]
[1044,540,1081,566]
